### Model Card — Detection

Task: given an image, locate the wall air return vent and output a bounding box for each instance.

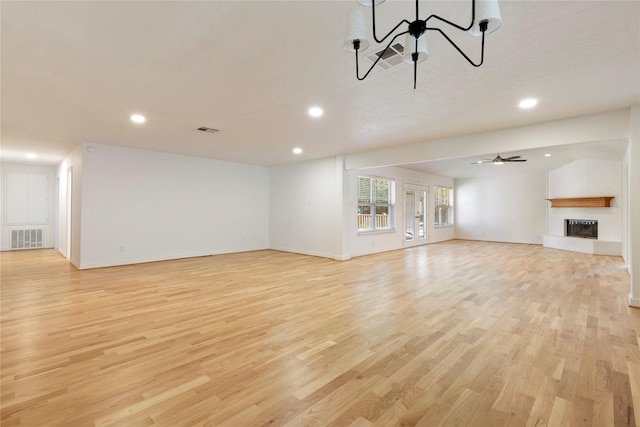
[195,127,219,134]
[366,42,405,70]
[11,229,43,249]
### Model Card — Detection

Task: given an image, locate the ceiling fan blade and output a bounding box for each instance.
[471,159,493,164]
[505,159,527,162]
[503,156,521,160]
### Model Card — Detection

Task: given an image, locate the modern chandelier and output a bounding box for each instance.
[343,0,502,89]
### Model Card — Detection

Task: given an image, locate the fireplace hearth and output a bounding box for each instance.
[565,219,598,239]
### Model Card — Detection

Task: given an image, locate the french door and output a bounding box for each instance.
[404,185,428,245]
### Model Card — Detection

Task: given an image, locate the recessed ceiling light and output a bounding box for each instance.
[25,153,37,159]
[518,98,538,109]
[308,107,323,118]
[544,153,551,157]
[293,147,303,155]
[130,114,146,123]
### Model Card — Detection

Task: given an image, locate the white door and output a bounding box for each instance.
[404,185,428,245]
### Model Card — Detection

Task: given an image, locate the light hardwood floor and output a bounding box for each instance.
[1,241,639,426]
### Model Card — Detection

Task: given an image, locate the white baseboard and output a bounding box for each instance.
[630,294,640,308]
[268,246,337,260]
[77,247,268,270]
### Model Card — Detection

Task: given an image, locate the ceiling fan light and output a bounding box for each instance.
[344,9,370,52]
[402,33,429,64]
[357,0,385,7]
[469,0,502,37]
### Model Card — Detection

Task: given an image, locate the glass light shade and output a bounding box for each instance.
[402,33,428,64]
[344,9,370,52]
[357,0,385,6]
[469,0,502,36]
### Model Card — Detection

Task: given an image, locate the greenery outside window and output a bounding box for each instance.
[434,186,453,227]
[358,176,395,232]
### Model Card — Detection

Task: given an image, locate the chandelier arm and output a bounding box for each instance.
[423,0,476,32]
[371,1,412,44]
[371,18,412,44]
[355,31,409,81]
[426,27,485,67]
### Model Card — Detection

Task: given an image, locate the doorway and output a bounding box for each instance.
[404,184,428,245]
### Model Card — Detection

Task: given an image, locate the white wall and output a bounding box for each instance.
[269,157,340,259]
[269,160,455,260]
[455,172,547,244]
[0,162,57,250]
[623,146,630,262]
[346,166,455,258]
[547,159,622,242]
[57,157,70,258]
[77,143,269,269]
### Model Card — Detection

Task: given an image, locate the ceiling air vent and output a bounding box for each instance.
[195,126,219,134]
[366,42,405,70]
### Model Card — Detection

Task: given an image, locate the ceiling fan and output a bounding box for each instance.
[472,154,527,165]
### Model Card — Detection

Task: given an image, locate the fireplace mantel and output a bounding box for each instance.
[546,196,614,208]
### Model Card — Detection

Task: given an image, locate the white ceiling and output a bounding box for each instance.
[2,1,639,176]
[402,139,630,178]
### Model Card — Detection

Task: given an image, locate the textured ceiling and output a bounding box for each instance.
[1,1,639,172]
[403,139,630,178]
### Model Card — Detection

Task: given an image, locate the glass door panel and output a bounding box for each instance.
[404,185,428,245]
[404,188,415,242]
[418,189,427,239]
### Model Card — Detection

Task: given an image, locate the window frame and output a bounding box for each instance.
[434,185,454,227]
[357,175,395,233]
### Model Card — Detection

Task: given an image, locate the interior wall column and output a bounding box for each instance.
[334,155,351,261]
[629,105,640,308]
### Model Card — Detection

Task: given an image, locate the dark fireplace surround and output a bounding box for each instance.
[565,219,598,239]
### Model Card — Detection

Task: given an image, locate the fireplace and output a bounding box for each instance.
[565,219,598,239]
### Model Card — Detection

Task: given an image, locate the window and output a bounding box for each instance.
[357,176,395,231]
[434,186,453,226]
[4,171,48,225]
